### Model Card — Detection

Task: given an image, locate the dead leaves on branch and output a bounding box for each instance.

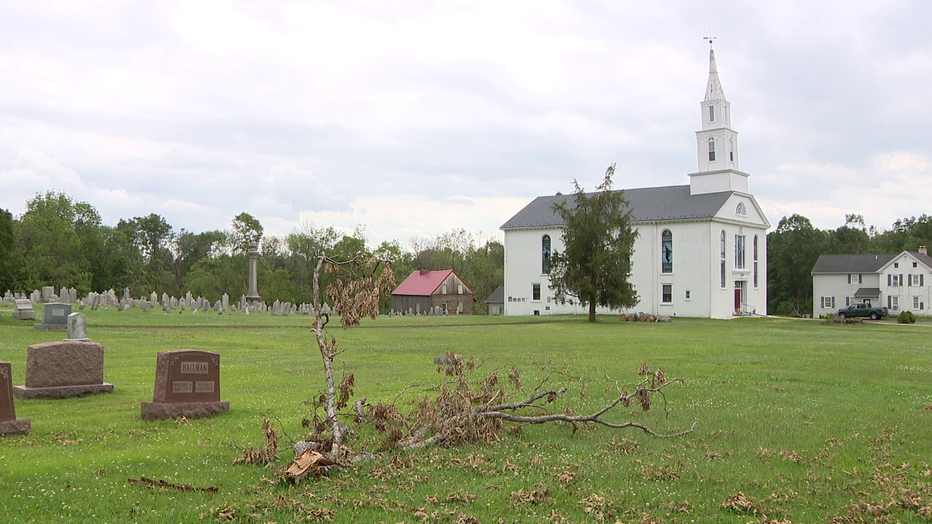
[325,256,395,330]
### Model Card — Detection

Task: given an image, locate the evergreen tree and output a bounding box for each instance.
[548,164,639,322]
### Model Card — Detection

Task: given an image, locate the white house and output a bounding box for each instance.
[500,46,770,319]
[811,248,932,317]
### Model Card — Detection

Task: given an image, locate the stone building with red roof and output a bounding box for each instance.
[391,269,475,315]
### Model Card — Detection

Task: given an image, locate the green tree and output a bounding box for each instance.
[548,164,638,322]
[16,191,102,291]
[230,212,264,254]
[766,214,828,316]
[0,208,17,291]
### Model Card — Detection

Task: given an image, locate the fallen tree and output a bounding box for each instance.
[232,253,695,483]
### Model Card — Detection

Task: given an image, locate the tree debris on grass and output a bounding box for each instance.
[127,476,218,493]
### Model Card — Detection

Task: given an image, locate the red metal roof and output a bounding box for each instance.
[392,269,472,296]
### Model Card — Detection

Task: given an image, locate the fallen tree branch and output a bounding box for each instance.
[127,477,219,493]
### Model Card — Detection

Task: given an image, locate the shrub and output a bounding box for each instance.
[897,311,916,324]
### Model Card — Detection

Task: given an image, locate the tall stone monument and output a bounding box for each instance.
[245,242,261,305]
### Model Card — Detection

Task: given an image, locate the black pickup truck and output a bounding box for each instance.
[837,302,888,320]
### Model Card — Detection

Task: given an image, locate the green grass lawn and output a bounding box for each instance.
[2,305,932,523]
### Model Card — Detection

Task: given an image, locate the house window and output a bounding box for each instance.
[890,274,903,287]
[661,229,673,273]
[913,262,918,268]
[541,235,551,273]
[894,263,899,268]
[708,138,716,161]
[532,284,541,301]
[458,284,464,295]
[441,284,447,295]
[735,235,746,269]
[913,296,921,309]
[892,296,899,310]
[458,302,464,313]
[662,284,672,304]
[753,235,759,288]
[709,105,715,122]
[910,274,924,286]
[720,230,726,288]
[821,296,835,309]
[441,302,447,313]
[685,290,691,301]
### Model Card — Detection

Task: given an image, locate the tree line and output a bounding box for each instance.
[0,191,504,314]
[768,213,932,316]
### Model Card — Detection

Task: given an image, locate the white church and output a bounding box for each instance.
[500,46,769,319]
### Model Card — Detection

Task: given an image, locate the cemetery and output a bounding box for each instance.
[2,292,932,522]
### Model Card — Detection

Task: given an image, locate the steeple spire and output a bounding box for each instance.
[704,47,727,102]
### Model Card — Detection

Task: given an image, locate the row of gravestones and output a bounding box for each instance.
[390,305,458,316]
[3,289,333,317]
[0,315,229,436]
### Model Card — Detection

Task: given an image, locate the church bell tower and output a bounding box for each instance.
[689,44,749,195]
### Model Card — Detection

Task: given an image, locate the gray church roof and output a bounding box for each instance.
[811,253,897,274]
[501,185,734,230]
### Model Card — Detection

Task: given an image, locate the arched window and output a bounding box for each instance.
[736,202,747,216]
[708,137,716,162]
[542,235,551,273]
[720,230,727,288]
[753,235,759,288]
[661,229,673,273]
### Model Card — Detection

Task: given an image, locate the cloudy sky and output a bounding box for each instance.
[1,1,930,248]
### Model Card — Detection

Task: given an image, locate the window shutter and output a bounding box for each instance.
[859,274,863,284]
[922,274,925,286]
[846,297,850,306]
[901,274,904,287]
[888,274,892,286]
[847,274,851,284]
[821,297,825,308]
[888,295,892,308]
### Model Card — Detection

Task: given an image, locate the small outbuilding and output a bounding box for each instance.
[392,269,475,315]
[484,286,504,315]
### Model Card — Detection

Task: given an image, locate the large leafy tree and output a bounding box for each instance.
[230,212,264,254]
[0,208,17,291]
[548,164,639,322]
[766,214,828,316]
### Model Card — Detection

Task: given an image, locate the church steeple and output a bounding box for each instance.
[689,43,747,195]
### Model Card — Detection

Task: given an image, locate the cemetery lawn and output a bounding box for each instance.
[2,307,932,523]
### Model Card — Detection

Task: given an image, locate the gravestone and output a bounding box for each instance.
[13,341,113,399]
[35,302,71,330]
[0,362,31,436]
[66,313,90,342]
[12,299,36,320]
[141,350,229,420]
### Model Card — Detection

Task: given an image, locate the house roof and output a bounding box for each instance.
[500,185,735,230]
[392,270,474,297]
[811,252,932,274]
[484,286,504,304]
[811,254,896,274]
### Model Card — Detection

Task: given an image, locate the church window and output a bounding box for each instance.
[735,235,746,269]
[730,151,734,162]
[661,229,673,273]
[720,231,727,288]
[709,105,715,122]
[708,138,716,161]
[532,284,541,301]
[541,235,551,273]
[736,202,747,216]
[662,284,672,304]
[753,235,759,288]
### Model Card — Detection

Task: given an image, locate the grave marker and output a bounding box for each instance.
[141,350,229,420]
[13,341,113,399]
[12,299,35,320]
[66,313,90,341]
[35,302,71,330]
[0,362,31,436]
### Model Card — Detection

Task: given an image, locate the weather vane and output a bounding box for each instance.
[703,29,716,48]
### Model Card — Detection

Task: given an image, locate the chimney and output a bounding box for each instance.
[419,268,429,275]
[920,246,928,255]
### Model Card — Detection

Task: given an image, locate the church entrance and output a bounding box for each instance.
[734,281,747,313]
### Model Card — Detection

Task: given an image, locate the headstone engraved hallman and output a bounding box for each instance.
[13,341,113,399]
[141,350,229,420]
[35,302,71,330]
[1,362,31,436]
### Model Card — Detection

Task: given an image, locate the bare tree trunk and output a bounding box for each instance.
[312,255,344,456]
